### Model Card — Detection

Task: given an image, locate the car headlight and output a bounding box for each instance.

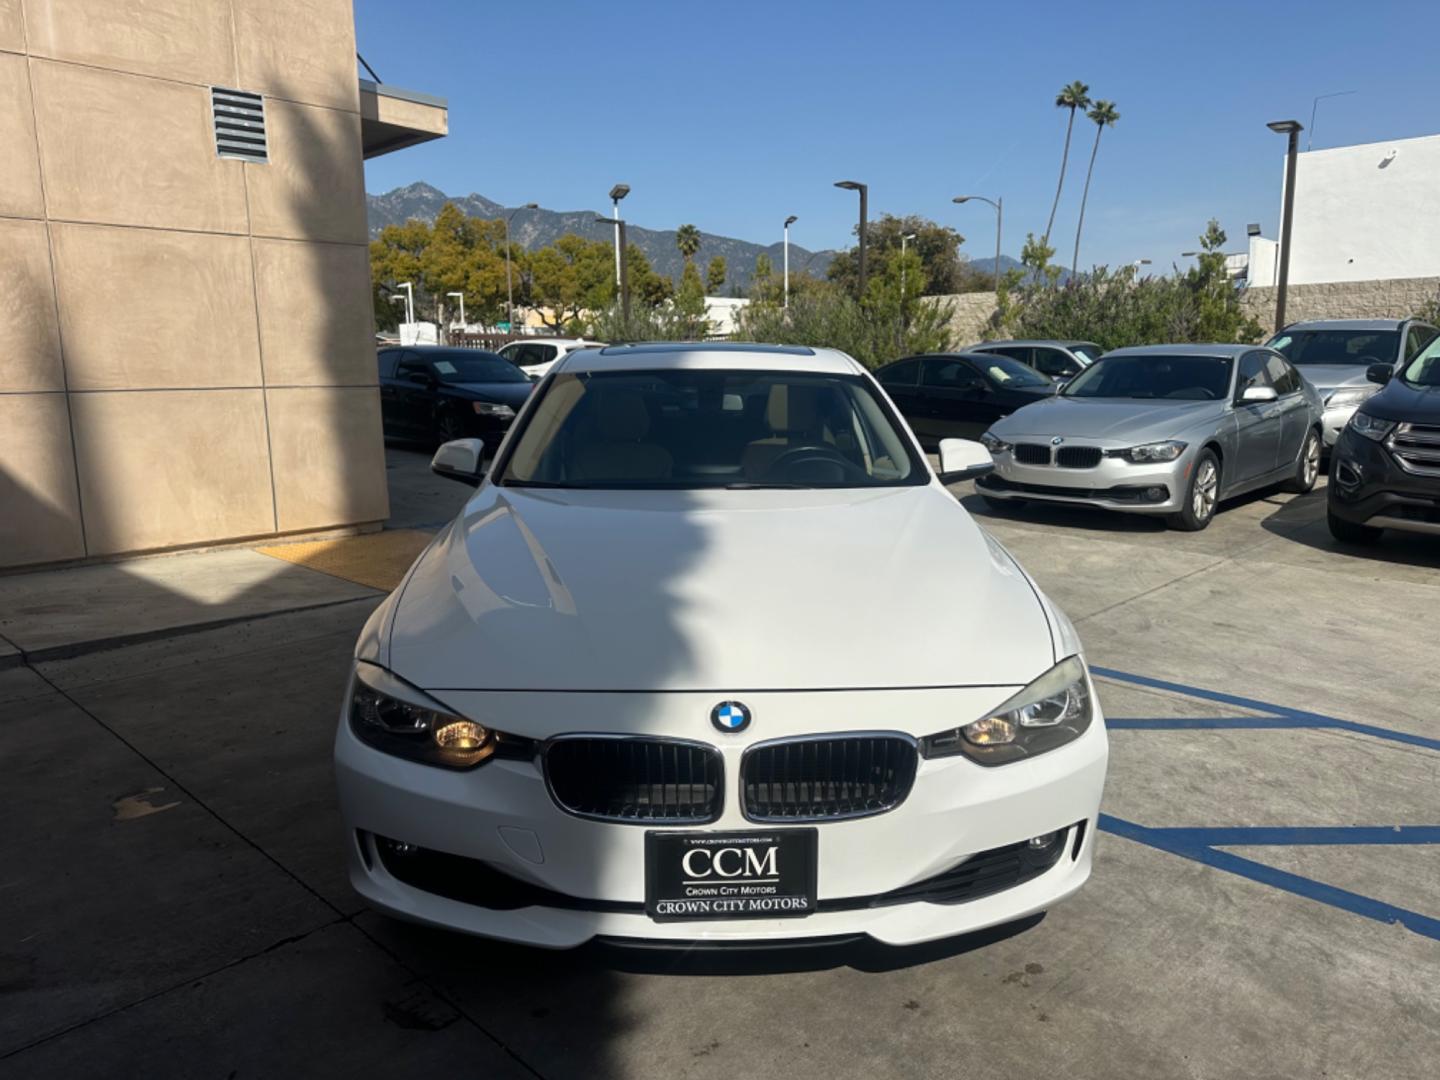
[980,432,1013,454]
[921,655,1094,766]
[472,401,515,418]
[1112,440,1187,463]
[1324,387,1377,409]
[349,663,523,770]
[1348,411,1396,442]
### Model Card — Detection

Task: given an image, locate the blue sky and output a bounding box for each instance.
[356,0,1440,271]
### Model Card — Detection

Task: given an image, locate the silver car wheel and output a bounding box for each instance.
[1193,459,1218,520]
[1303,434,1320,487]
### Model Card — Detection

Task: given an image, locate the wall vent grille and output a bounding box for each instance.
[210,87,267,163]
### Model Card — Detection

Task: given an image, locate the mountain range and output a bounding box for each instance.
[366,182,837,292]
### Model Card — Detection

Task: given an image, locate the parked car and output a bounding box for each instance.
[970,340,1103,383]
[876,352,1056,445]
[336,343,1108,950]
[1327,339,1440,543]
[377,346,533,445]
[976,344,1323,530]
[497,337,606,380]
[1265,318,1438,448]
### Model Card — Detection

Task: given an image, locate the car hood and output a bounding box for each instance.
[445,381,534,407]
[988,395,1222,443]
[387,485,1054,692]
[1365,379,1440,424]
[1294,364,1373,393]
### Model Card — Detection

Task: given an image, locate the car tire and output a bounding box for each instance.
[1327,509,1381,544]
[1167,449,1220,531]
[1284,430,1321,494]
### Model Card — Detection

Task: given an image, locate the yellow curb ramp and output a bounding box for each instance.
[255,529,434,592]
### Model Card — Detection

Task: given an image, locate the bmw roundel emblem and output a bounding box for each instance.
[711,701,751,734]
[1051,436,1065,446]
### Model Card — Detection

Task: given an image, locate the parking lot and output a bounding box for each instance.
[3,446,1438,1079]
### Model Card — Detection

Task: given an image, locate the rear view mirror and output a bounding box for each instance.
[431,438,486,486]
[1366,363,1393,385]
[936,438,995,484]
[1240,385,1278,404]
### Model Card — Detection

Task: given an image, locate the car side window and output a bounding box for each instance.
[397,351,430,381]
[1406,325,1439,360]
[534,345,559,364]
[921,358,979,388]
[1032,349,1077,378]
[1237,351,1274,397]
[497,342,522,363]
[1263,352,1300,395]
[992,346,1033,366]
[878,358,921,387]
[377,349,399,378]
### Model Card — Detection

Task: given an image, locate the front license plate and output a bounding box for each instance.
[645,829,818,922]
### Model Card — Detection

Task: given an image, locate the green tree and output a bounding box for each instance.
[626,244,674,308]
[1044,80,1092,249]
[706,255,727,294]
[526,233,615,329]
[826,215,966,297]
[1071,100,1120,276]
[676,260,707,319]
[675,223,702,265]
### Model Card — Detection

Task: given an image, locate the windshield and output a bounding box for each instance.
[429,351,530,384]
[1401,339,1440,386]
[499,369,926,489]
[969,355,1052,389]
[1063,354,1234,400]
[1266,330,1399,366]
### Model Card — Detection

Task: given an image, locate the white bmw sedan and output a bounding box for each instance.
[334,343,1108,949]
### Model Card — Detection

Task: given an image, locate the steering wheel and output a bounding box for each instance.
[761,444,865,482]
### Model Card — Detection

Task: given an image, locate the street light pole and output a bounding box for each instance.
[1268,119,1303,333]
[783,214,797,308]
[445,292,466,336]
[952,195,1003,293]
[834,181,868,297]
[608,184,630,291]
[504,202,538,333]
[396,281,414,325]
[596,217,630,322]
[899,233,917,302]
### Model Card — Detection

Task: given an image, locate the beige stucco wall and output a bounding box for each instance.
[1241,277,1440,328]
[0,0,387,569]
[925,291,1001,346]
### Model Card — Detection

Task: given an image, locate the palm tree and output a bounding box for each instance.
[1071,100,1120,277]
[675,224,701,264]
[1043,81,1091,250]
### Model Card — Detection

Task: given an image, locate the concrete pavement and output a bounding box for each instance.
[1,449,1437,1078]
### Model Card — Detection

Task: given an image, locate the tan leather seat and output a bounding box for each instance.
[572,390,673,482]
[741,384,832,479]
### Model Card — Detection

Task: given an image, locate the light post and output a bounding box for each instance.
[503,202,537,333]
[834,180,868,297]
[608,183,630,290]
[595,216,630,322]
[899,232,917,302]
[1268,119,1303,333]
[1131,259,1152,271]
[783,214,797,308]
[953,195,1002,293]
[445,292,466,337]
[395,281,414,324]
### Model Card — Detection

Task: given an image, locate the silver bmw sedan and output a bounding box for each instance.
[974,344,1324,530]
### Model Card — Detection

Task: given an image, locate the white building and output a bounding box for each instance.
[1247,132,1440,287]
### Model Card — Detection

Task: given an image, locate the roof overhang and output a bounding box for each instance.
[359,79,447,158]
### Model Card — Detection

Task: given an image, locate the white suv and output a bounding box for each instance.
[498,337,605,380]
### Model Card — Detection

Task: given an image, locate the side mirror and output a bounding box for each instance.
[406,370,434,386]
[1366,363,1393,385]
[431,438,486,486]
[1240,385,1278,404]
[936,438,995,484]
[957,377,987,393]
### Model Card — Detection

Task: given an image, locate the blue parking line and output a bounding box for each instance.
[1093,666,1440,752]
[1099,814,1440,942]
[1128,825,1440,846]
[1106,717,1328,731]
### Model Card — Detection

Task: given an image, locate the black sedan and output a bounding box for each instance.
[1328,349,1440,543]
[875,352,1056,445]
[378,346,533,446]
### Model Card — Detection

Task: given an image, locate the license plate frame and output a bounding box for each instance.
[644,828,818,922]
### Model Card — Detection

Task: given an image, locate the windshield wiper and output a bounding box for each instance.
[724,482,817,489]
[503,480,593,489]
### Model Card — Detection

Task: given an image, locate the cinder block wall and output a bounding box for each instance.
[1241,277,1440,328]
[0,0,385,570]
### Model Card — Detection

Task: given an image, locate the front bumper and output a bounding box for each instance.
[1320,403,1360,448]
[978,450,1188,514]
[334,677,1108,949]
[1328,429,1440,535]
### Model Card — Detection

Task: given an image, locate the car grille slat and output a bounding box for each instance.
[1056,445,1102,469]
[1390,424,1440,476]
[742,735,917,822]
[545,737,721,824]
[1013,443,1052,465]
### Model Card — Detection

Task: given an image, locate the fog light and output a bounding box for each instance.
[381,838,419,857]
[1146,486,1165,502]
[1028,832,1059,850]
